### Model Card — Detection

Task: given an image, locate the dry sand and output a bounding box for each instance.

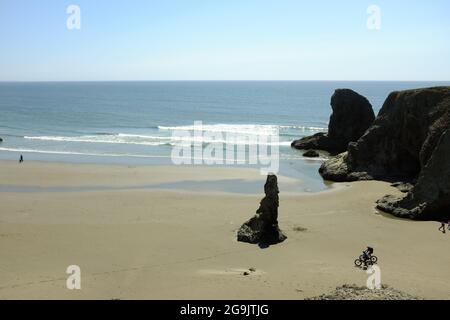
[0,160,449,300]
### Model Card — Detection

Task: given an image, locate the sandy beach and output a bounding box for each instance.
[0,160,449,300]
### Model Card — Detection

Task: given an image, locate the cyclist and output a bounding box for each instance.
[362,247,374,266]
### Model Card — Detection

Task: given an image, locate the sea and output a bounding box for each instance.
[1,81,448,193]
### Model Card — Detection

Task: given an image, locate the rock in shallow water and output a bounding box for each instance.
[302,150,320,158]
[292,89,375,154]
[237,175,287,245]
[292,132,330,152]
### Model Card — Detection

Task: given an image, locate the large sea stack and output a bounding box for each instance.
[291,89,375,155]
[320,87,450,220]
[237,175,287,245]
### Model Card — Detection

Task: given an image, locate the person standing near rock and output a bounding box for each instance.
[438,221,446,234]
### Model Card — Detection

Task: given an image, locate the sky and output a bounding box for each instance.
[0,0,449,81]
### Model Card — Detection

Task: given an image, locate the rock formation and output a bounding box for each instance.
[292,132,329,152]
[237,175,287,245]
[0,137,3,142]
[306,284,420,300]
[390,182,414,193]
[320,87,450,220]
[292,89,375,154]
[303,150,320,158]
[376,128,450,220]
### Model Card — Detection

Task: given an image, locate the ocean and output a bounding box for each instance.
[1,81,448,192]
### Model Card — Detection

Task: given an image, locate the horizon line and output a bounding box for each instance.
[1,79,450,83]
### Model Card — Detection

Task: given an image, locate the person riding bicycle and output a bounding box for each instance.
[362,247,374,265]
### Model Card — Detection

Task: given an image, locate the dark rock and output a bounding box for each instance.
[302,150,320,158]
[0,137,3,142]
[306,284,421,300]
[377,128,450,220]
[237,175,287,245]
[375,195,413,218]
[321,87,450,182]
[318,152,374,182]
[327,89,376,152]
[390,182,414,193]
[292,89,375,154]
[320,87,450,220]
[292,132,329,151]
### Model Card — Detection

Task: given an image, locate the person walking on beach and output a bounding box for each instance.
[19,154,23,163]
[438,221,446,234]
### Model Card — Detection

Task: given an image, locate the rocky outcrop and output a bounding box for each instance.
[320,87,450,220]
[292,132,330,151]
[376,128,450,220]
[303,150,320,158]
[306,284,420,300]
[390,182,414,193]
[292,89,375,154]
[237,175,287,245]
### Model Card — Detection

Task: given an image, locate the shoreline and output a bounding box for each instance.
[0,159,335,195]
[0,161,449,299]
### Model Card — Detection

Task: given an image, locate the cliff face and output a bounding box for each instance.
[291,89,375,155]
[377,128,450,220]
[320,87,450,220]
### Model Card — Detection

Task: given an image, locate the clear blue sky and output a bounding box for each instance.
[0,0,449,81]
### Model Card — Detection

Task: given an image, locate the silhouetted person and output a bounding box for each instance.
[438,221,446,234]
[362,246,374,267]
[19,155,23,163]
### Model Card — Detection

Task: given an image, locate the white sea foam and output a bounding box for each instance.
[20,123,325,149]
[0,147,166,158]
[158,123,327,134]
[24,133,292,146]
[279,125,327,131]
[24,134,170,146]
